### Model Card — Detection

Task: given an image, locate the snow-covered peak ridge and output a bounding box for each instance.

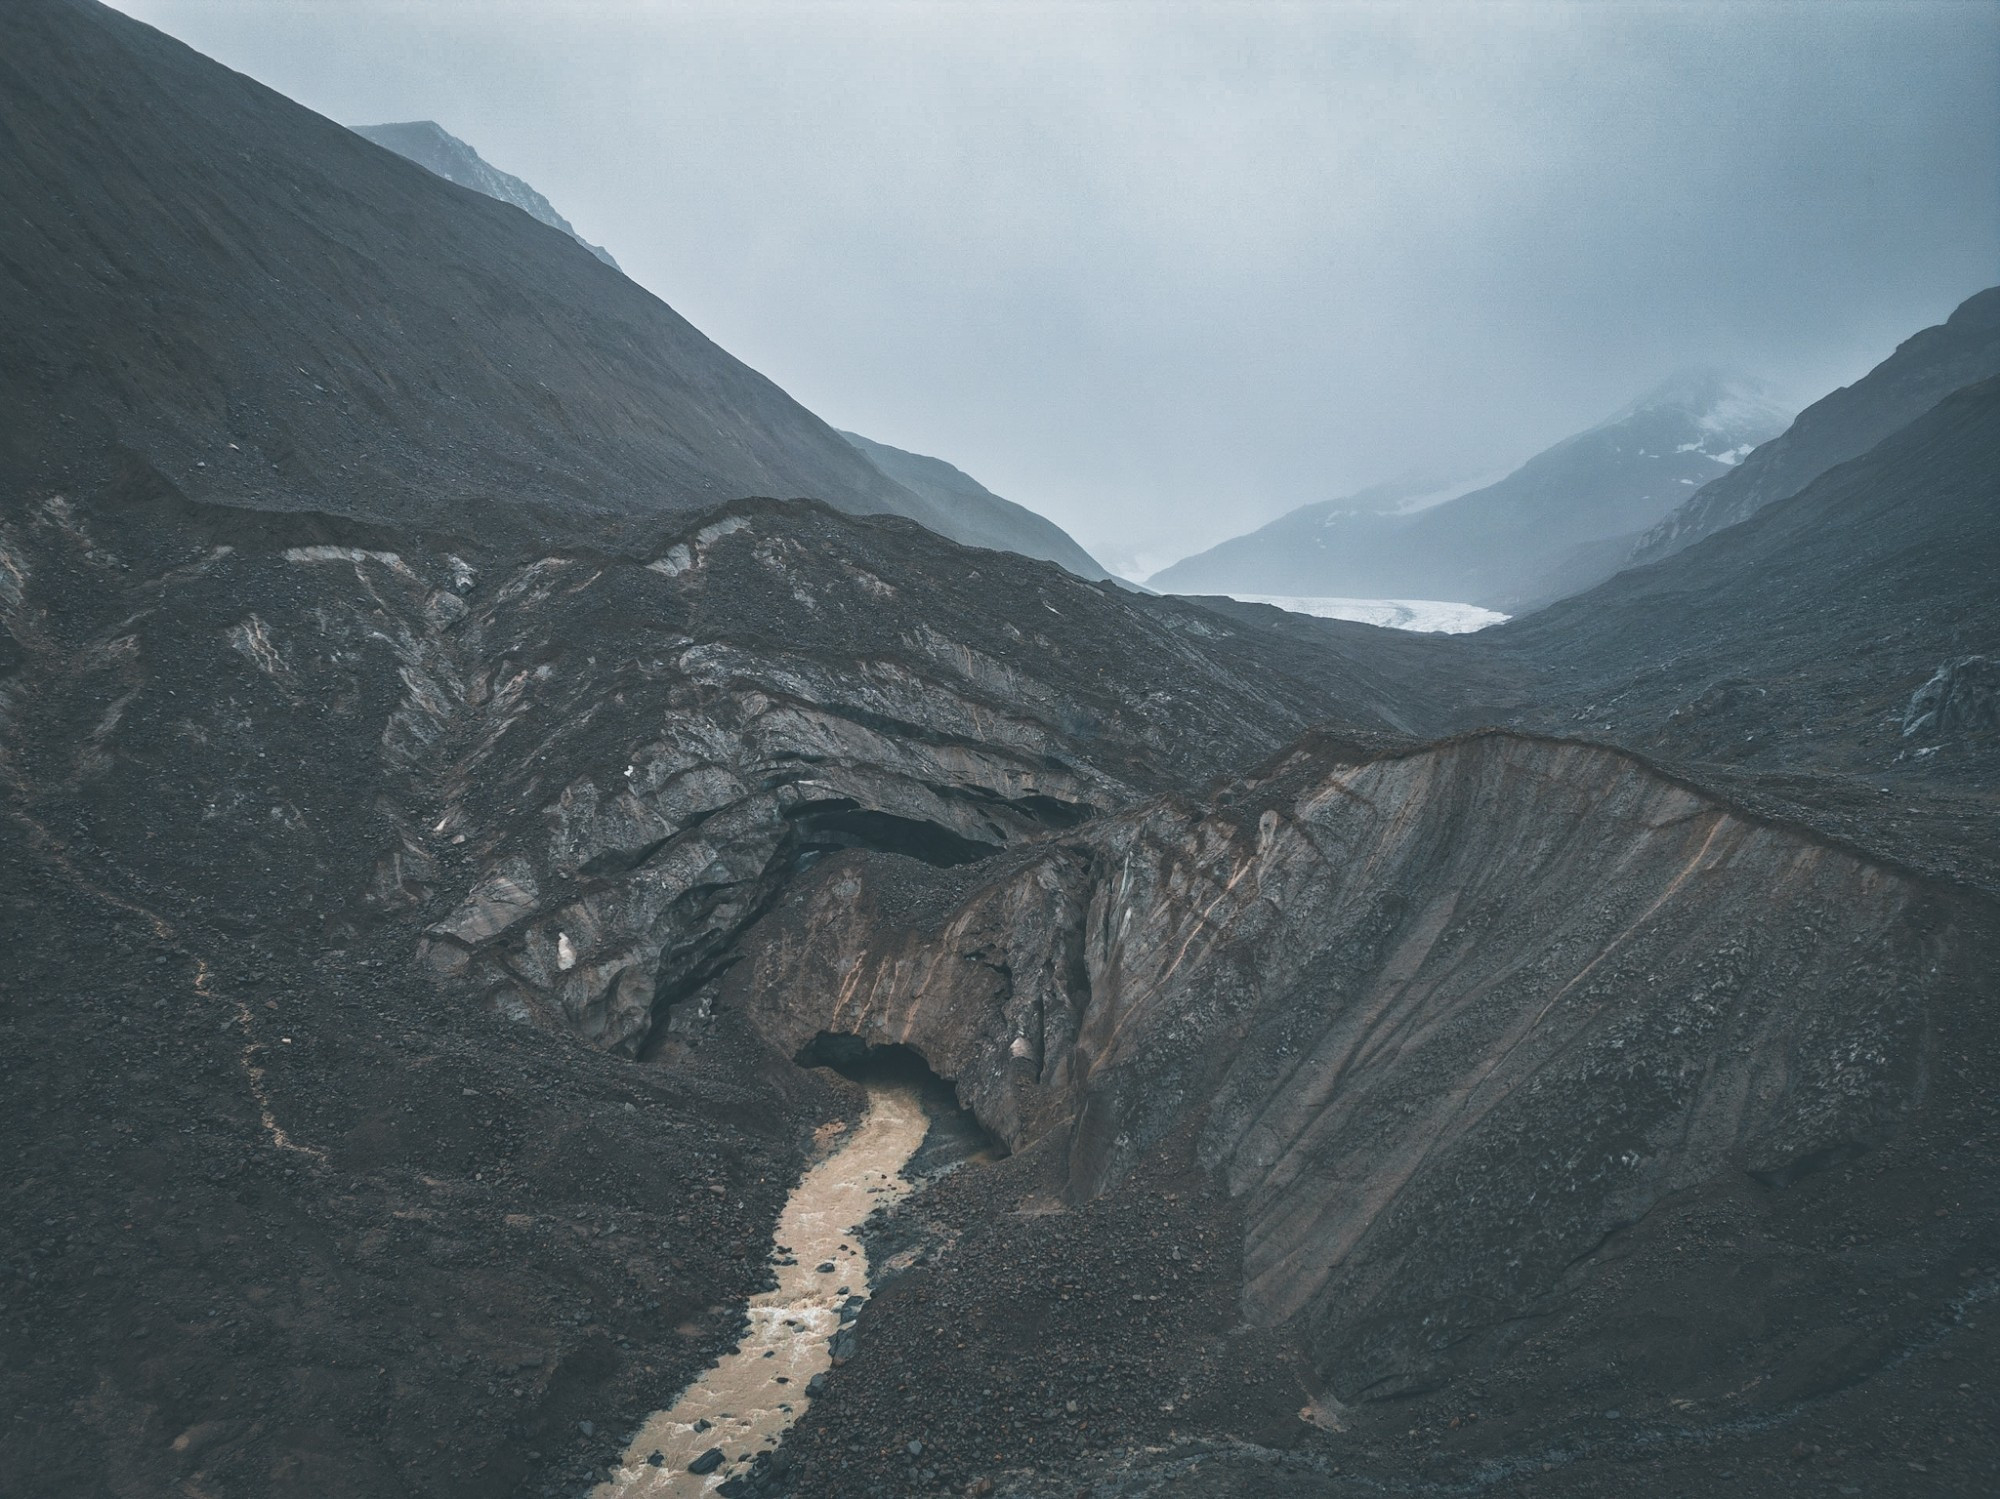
[1604,366,1792,438]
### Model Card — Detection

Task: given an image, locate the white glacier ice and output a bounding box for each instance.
[1227,594,1508,634]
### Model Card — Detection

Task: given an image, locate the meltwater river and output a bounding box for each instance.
[595,1080,931,1496]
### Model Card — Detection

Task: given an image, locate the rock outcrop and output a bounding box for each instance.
[1903,655,2000,740]
[0,477,1450,1062]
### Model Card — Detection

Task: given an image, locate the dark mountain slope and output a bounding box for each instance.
[1633,285,2000,562]
[1149,371,1788,610]
[351,119,621,269]
[341,111,1110,573]
[1485,375,2000,893]
[839,430,1112,580]
[1501,378,2000,767]
[0,0,935,551]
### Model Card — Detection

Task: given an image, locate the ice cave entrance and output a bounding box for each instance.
[793,1033,1006,1172]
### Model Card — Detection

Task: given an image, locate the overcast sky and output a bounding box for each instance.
[109,0,2000,576]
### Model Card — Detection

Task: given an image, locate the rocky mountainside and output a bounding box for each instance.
[1490,374,2000,890]
[10,423,1994,1499]
[5,3,1999,1499]
[1632,285,2000,563]
[351,120,621,269]
[1150,370,1790,610]
[838,431,1113,581]
[337,118,1110,580]
[0,0,1086,566]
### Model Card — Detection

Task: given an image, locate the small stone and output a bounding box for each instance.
[578,1421,594,1437]
[907,1439,924,1457]
[817,1261,836,1273]
[646,1451,665,1467]
[688,1447,725,1475]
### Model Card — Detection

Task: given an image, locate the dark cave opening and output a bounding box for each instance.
[793,1033,1007,1170]
[786,801,997,868]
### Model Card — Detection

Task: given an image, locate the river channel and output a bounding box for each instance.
[595,1079,932,1496]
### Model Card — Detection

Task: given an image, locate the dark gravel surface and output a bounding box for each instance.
[0,839,847,1499]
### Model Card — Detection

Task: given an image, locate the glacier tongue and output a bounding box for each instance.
[1226,593,1508,633]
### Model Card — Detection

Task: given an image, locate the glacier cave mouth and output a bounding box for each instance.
[793,1033,1007,1174]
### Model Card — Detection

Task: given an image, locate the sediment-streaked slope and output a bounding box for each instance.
[732,731,1995,1408]
[0,481,1443,1062]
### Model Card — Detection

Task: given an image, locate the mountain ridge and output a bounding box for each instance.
[837,429,1112,580]
[0,0,1109,570]
[1630,284,2000,563]
[351,119,622,269]
[1148,368,1790,609]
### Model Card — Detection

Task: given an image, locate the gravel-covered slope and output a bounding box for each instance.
[0,0,927,551]
[1490,374,2000,890]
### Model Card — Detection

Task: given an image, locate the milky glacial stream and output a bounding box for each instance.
[595,1081,931,1496]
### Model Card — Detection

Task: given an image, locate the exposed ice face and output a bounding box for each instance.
[1228,594,1507,634]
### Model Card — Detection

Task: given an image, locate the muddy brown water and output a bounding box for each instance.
[595,1080,931,1496]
